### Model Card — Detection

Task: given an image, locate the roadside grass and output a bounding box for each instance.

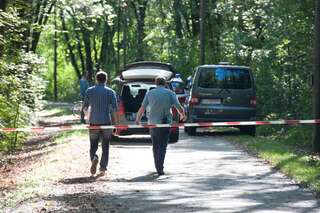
[226,125,320,194]
[2,130,87,209]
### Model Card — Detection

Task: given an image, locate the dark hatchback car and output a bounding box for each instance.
[185,63,256,136]
[112,61,180,143]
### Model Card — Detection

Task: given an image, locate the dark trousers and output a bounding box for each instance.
[150,127,170,173]
[89,128,112,171]
[80,97,85,123]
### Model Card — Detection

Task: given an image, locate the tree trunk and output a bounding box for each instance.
[82,28,94,81]
[313,0,320,153]
[60,11,81,79]
[190,0,200,37]
[173,0,183,39]
[117,2,121,71]
[0,0,6,11]
[100,21,109,70]
[0,0,6,58]
[199,0,206,65]
[132,0,148,61]
[123,16,127,66]
[30,0,55,52]
[53,7,58,101]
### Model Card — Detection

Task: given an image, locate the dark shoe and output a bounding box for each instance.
[81,119,86,124]
[90,157,98,175]
[157,171,165,176]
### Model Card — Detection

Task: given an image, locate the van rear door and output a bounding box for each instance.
[192,66,255,120]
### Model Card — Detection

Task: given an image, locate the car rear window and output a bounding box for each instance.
[197,67,252,89]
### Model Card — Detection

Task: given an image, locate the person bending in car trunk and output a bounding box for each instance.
[135,76,185,176]
[82,71,118,177]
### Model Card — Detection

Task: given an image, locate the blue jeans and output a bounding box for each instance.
[150,127,170,173]
[89,128,112,171]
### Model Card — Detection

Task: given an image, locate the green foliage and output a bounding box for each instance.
[44,61,80,101]
[0,0,317,152]
[0,9,46,152]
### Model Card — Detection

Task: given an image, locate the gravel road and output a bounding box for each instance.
[2,130,320,213]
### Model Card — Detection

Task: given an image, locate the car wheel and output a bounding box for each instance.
[240,126,256,136]
[169,131,179,143]
[186,127,196,136]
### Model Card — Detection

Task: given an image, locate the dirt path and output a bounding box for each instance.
[1,103,320,212]
[1,131,320,212]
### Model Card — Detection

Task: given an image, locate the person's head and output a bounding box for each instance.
[96,71,108,84]
[155,76,166,86]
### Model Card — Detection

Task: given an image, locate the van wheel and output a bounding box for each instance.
[240,126,256,136]
[186,127,196,136]
[169,131,179,143]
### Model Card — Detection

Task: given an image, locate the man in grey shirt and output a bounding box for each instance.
[135,76,185,175]
[82,71,118,177]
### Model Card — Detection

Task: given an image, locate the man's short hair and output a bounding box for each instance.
[155,76,166,86]
[96,71,108,83]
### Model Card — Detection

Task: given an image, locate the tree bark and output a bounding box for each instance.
[313,0,320,153]
[190,0,200,37]
[117,2,121,71]
[173,0,183,39]
[0,0,7,11]
[123,16,127,66]
[60,11,81,79]
[199,0,206,65]
[0,0,6,58]
[53,7,58,101]
[30,0,55,52]
[82,28,94,81]
[131,0,148,61]
[100,21,109,70]
[68,8,86,73]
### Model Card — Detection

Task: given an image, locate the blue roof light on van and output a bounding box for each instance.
[218,62,230,65]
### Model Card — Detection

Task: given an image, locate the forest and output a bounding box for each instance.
[0,0,318,152]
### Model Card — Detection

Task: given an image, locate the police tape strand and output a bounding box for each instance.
[0,119,320,133]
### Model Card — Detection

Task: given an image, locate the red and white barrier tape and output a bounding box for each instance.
[0,119,320,133]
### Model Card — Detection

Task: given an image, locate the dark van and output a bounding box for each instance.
[185,63,256,136]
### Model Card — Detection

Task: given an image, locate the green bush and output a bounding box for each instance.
[0,9,46,152]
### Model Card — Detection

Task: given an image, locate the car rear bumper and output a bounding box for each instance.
[189,105,256,122]
[118,126,179,136]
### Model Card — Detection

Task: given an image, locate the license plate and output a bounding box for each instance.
[201,99,221,105]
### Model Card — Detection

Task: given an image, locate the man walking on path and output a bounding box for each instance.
[135,76,185,175]
[82,71,118,177]
[79,72,90,123]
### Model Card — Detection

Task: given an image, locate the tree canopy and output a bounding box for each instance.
[0,0,317,152]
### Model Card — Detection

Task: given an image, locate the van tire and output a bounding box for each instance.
[169,131,179,143]
[240,126,256,136]
[186,127,196,136]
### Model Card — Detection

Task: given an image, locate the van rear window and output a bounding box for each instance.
[198,68,252,89]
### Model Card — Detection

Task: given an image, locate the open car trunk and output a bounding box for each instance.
[121,83,154,122]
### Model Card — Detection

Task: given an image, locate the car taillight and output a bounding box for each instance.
[189,96,199,105]
[250,96,256,107]
[178,96,186,104]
